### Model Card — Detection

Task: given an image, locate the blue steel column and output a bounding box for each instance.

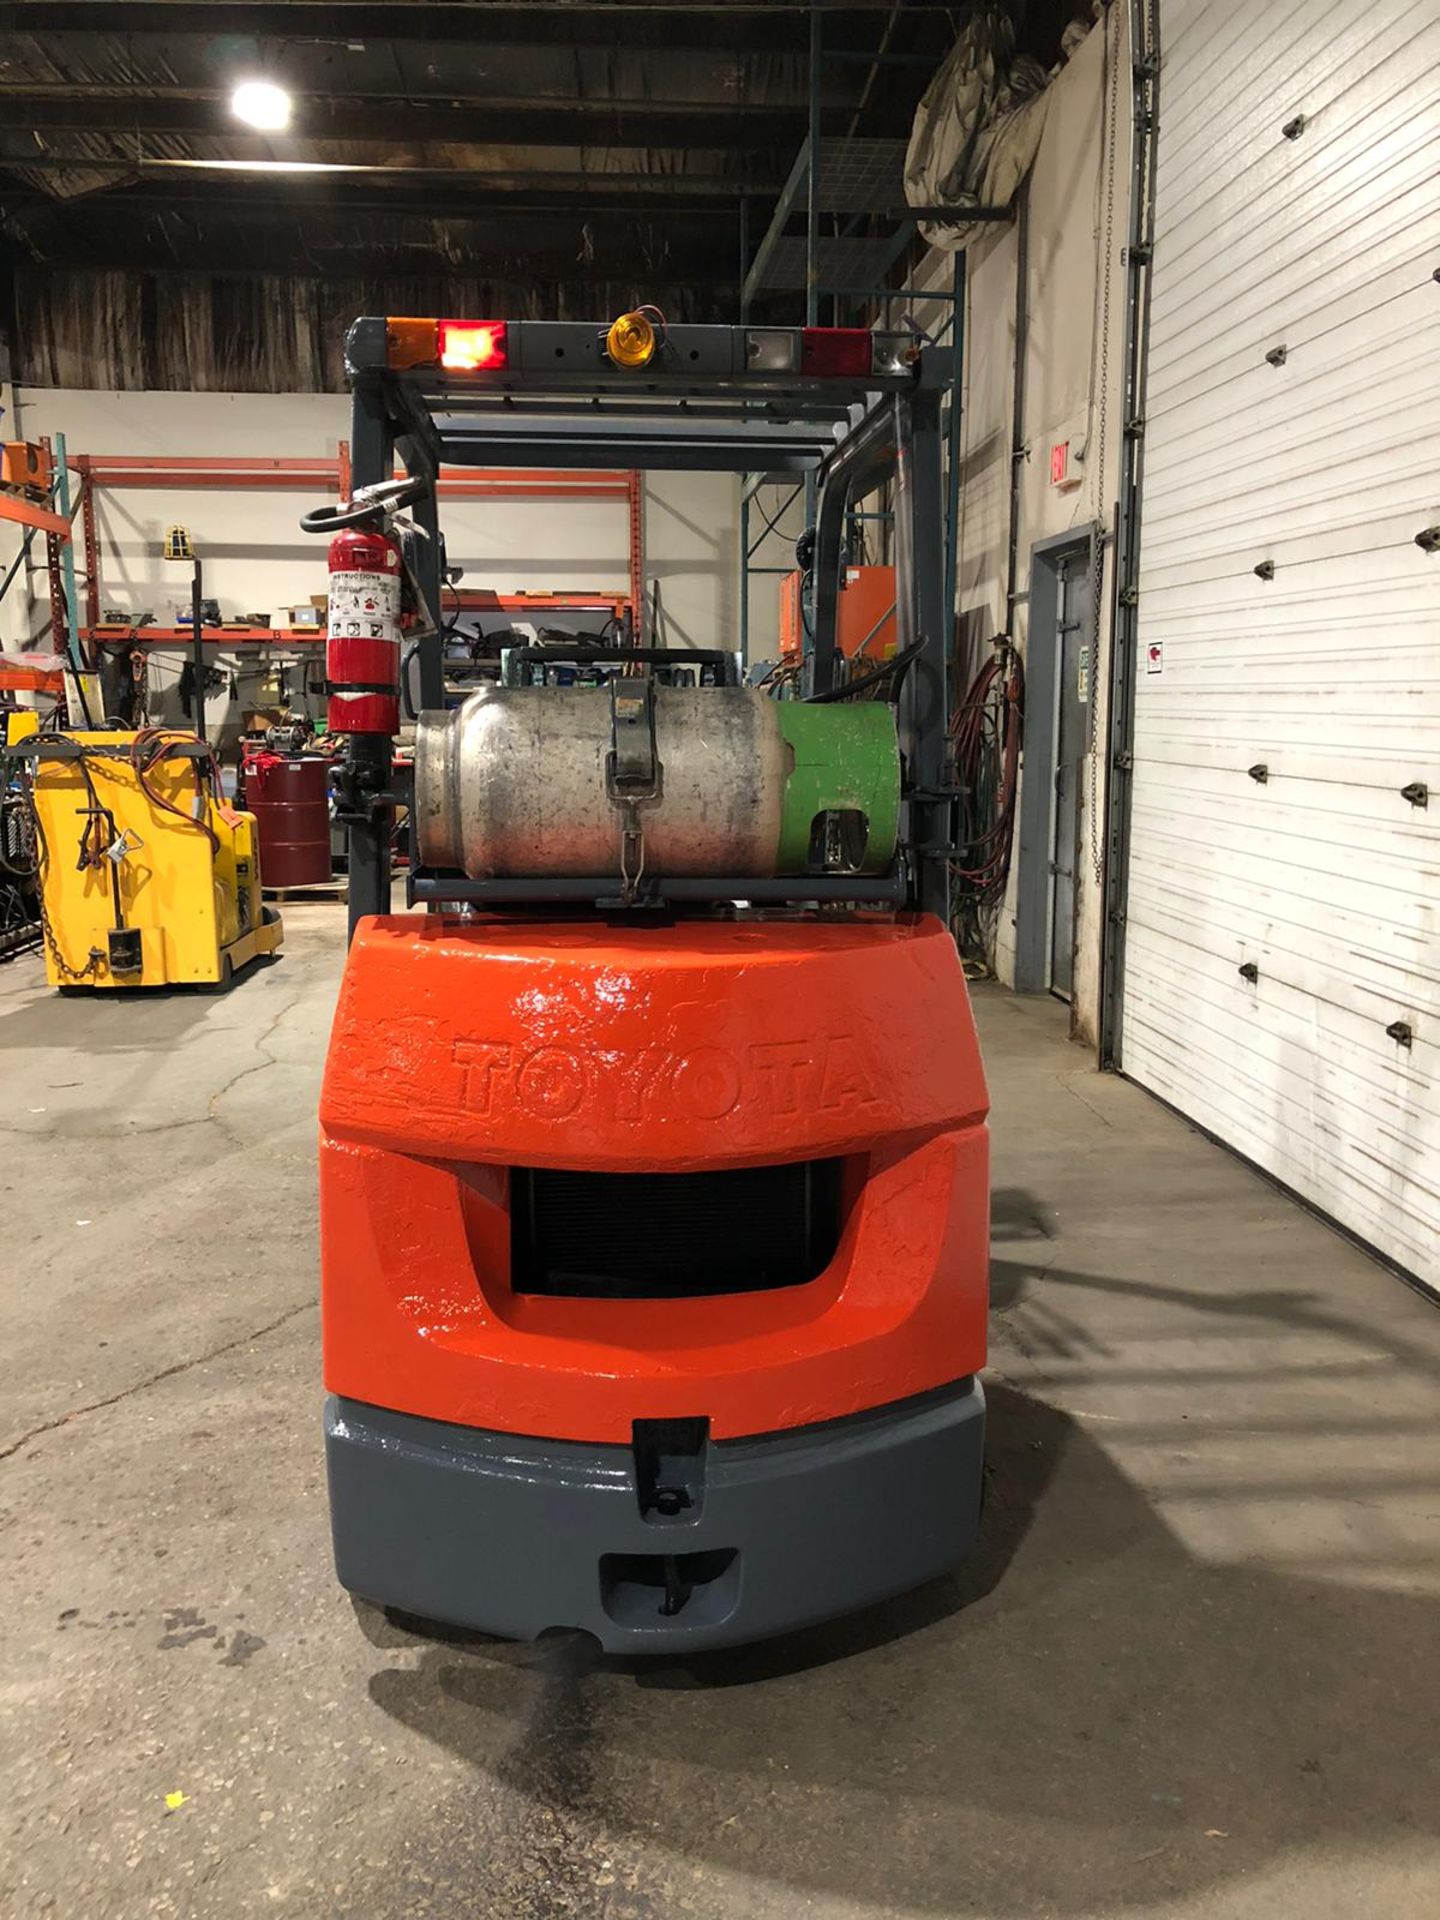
[51,434,84,680]
[738,194,750,666]
[801,5,822,595]
[408,478,444,713]
[739,490,750,666]
[806,9,821,330]
[942,254,966,643]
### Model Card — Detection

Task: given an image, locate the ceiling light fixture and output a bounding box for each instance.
[230,79,292,133]
[171,158,348,174]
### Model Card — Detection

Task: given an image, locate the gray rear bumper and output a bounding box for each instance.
[325,1380,984,1653]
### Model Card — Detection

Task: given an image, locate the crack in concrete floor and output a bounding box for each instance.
[0,1298,317,1464]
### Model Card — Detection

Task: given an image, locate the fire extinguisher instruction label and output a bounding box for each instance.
[328,569,401,641]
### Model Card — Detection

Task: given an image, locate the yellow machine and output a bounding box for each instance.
[7,714,283,989]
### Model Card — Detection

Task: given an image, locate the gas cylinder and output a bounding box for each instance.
[414,684,900,879]
[244,754,332,889]
[325,525,402,735]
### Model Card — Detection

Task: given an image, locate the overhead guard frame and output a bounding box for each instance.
[339,316,954,931]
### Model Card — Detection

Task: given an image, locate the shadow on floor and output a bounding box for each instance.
[990,1232,1440,1388]
[359,1378,1440,1915]
[0,955,285,1053]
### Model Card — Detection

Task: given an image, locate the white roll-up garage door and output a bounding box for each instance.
[1119,0,1440,1289]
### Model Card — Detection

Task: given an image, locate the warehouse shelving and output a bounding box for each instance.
[39,453,644,660]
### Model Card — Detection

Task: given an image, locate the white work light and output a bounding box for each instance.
[230,80,292,133]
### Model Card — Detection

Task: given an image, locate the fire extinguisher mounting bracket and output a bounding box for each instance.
[299,476,428,536]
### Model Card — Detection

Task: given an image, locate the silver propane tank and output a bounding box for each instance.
[413,682,899,880]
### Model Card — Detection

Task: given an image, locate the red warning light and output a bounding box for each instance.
[438,320,508,371]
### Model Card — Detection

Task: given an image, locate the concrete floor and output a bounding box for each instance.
[2,903,1438,1920]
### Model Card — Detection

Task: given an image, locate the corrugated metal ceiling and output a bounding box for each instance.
[0,3,1098,387]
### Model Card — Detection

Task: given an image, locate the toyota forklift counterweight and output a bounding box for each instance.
[311,313,989,1651]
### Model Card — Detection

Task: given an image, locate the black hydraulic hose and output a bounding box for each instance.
[400,640,421,720]
[804,639,925,704]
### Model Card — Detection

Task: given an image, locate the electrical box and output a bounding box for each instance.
[779,564,897,663]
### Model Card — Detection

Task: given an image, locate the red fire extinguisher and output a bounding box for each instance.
[325,524,403,736]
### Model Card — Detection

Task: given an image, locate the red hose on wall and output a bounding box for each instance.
[948,643,1024,953]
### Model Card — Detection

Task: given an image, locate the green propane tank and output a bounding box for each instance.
[774,699,899,874]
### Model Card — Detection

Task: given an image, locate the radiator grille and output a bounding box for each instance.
[510,1160,844,1299]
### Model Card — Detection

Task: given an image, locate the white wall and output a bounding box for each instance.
[743,480,809,664]
[907,8,1130,1043]
[2,386,738,731]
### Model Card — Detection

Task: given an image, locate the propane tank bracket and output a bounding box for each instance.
[607,679,660,793]
[606,678,663,898]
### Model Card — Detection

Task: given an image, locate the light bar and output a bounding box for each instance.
[379,317,909,380]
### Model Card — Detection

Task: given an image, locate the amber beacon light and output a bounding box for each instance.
[605,310,658,368]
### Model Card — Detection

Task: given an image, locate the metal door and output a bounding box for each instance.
[1113,0,1440,1293]
[1049,553,1090,998]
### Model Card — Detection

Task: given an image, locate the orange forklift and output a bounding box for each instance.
[308,312,989,1651]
